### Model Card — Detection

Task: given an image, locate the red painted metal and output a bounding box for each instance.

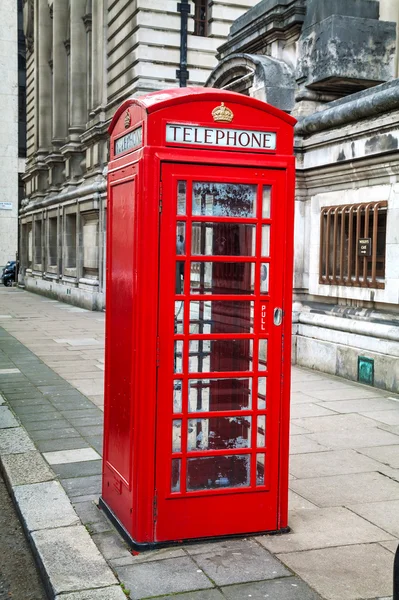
[103,87,296,547]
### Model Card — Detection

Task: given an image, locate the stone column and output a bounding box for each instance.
[91,0,105,113]
[37,0,52,151]
[69,0,87,139]
[52,0,68,145]
[379,0,399,76]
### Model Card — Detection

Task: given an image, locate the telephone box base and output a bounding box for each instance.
[99,497,290,552]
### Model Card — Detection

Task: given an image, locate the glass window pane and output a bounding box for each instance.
[260,263,269,295]
[171,458,181,492]
[174,340,183,373]
[190,262,255,295]
[176,261,185,294]
[188,416,251,451]
[256,454,265,486]
[262,186,271,218]
[173,380,182,413]
[189,339,253,373]
[192,182,257,218]
[176,222,186,254]
[172,420,182,452]
[175,301,184,333]
[190,301,254,334]
[187,455,250,490]
[259,340,267,371]
[258,377,266,409]
[177,181,186,215]
[261,225,270,257]
[191,223,256,256]
[257,415,266,447]
[188,378,252,412]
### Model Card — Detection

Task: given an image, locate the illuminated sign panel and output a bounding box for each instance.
[166,124,276,151]
[114,126,143,155]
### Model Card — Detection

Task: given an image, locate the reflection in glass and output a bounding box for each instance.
[187,454,250,490]
[188,378,252,412]
[259,339,267,371]
[189,339,253,373]
[258,377,266,409]
[189,301,254,334]
[190,262,255,295]
[257,415,266,447]
[174,340,183,373]
[261,225,270,257]
[171,458,181,492]
[256,454,265,486]
[262,186,271,218]
[192,182,256,218]
[177,181,186,215]
[188,416,251,451]
[172,420,182,452]
[176,222,186,294]
[173,380,182,413]
[260,263,269,295]
[191,223,256,256]
[175,301,184,333]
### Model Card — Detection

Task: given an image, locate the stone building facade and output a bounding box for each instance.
[208,0,399,392]
[0,0,25,269]
[20,0,258,309]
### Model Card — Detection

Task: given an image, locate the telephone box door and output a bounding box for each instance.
[155,163,288,542]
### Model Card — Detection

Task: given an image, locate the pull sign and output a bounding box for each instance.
[273,307,283,327]
[260,303,267,332]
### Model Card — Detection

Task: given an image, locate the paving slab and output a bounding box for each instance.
[321,397,399,413]
[289,435,330,454]
[303,387,388,401]
[191,538,290,586]
[289,449,383,479]
[257,507,393,553]
[290,403,337,419]
[0,405,19,428]
[91,530,132,560]
[51,459,102,479]
[291,413,380,433]
[305,427,399,449]
[2,451,54,485]
[115,556,214,599]
[54,586,127,600]
[31,525,118,596]
[109,547,187,566]
[73,500,113,534]
[288,490,318,510]
[13,480,80,531]
[221,576,323,600]
[357,444,399,468]
[60,474,102,498]
[153,591,224,600]
[278,543,394,600]
[380,539,399,553]
[290,471,399,507]
[29,427,79,441]
[348,499,399,537]
[362,409,399,425]
[43,447,101,465]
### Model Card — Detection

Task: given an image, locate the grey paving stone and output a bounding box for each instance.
[52,459,102,479]
[288,490,319,510]
[84,435,103,455]
[291,413,379,433]
[92,530,131,560]
[321,397,399,414]
[19,411,65,424]
[380,540,399,553]
[290,472,399,507]
[109,547,186,566]
[11,404,57,416]
[0,427,35,454]
[289,435,329,454]
[29,427,79,441]
[34,437,90,452]
[2,451,54,485]
[76,425,104,436]
[278,543,393,600]
[54,587,127,600]
[115,556,213,599]
[357,444,399,469]
[289,449,382,479]
[66,416,104,427]
[306,427,399,449]
[257,507,393,553]
[59,409,102,419]
[221,577,323,600]
[192,539,290,585]
[31,525,118,595]
[290,403,336,419]
[61,474,102,498]
[14,480,80,531]
[0,405,19,428]
[349,500,399,537]
[73,500,113,534]
[154,590,224,600]
[23,418,72,432]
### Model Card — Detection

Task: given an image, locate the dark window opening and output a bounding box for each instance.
[194,0,208,36]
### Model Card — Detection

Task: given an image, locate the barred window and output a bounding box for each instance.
[319,202,387,289]
[193,0,208,36]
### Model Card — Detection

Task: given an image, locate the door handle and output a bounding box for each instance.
[273,307,283,326]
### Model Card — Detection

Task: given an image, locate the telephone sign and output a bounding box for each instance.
[102,87,296,549]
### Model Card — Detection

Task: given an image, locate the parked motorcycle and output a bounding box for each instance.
[2,261,16,287]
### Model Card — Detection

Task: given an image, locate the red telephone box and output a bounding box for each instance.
[101,87,296,549]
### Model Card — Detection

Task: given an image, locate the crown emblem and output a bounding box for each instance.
[212,102,234,123]
[124,109,131,129]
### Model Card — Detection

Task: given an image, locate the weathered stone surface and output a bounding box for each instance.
[0,427,35,454]
[54,587,126,600]
[2,451,54,486]
[31,525,118,595]
[14,480,80,531]
[0,405,19,428]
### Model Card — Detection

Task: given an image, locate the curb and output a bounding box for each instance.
[0,397,126,600]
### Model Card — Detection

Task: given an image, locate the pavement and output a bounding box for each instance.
[0,286,398,600]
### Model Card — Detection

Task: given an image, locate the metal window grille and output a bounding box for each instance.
[319,201,387,289]
[193,0,208,36]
